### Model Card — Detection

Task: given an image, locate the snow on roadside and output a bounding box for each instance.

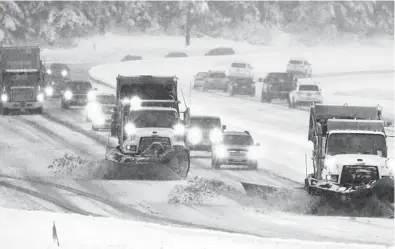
[0,207,389,249]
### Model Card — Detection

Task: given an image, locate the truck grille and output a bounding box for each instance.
[340,165,379,187]
[138,137,171,154]
[228,149,247,156]
[10,88,35,102]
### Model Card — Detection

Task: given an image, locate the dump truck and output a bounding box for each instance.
[105,75,191,179]
[0,46,45,115]
[305,104,394,203]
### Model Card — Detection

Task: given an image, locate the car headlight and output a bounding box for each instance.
[64,90,72,100]
[121,97,129,105]
[124,122,136,136]
[325,174,338,182]
[247,147,259,159]
[174,123,185,136]
[37,93,45,102]
[1,93,8,102]
[61,70,68,77]
[187,127,202,144]
[46,69,52,75]
[45,86,53,96]
[92,115,105,126]
[87,91,96,101]
[86,102,102,118]
[215,145,227,158]
[209,128,222,143]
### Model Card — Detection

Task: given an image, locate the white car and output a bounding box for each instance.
[288,82,323,108]
[228,62,253,78]
[286,57,312,77]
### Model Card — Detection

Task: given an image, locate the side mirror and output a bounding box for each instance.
[255,142,260,146]
[386,121,392,127]
[222,125,226,131]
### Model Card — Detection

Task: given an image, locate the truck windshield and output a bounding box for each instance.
[209,72,226,78]
[129,110,177,128]
[268,73,293,80]
[223,135,253,146]
[326,133,387,157]
[67,82,92,92]
[3,72,39,86]
[189,118,220,129]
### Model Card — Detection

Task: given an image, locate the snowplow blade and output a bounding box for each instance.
[240,181,303,199]
[308,177,394,203]
[104,147,190,180]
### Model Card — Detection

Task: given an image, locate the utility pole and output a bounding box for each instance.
[185,2,193,46]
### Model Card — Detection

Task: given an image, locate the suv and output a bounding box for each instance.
[286,57,312,78]
[288,81,323,108]
[44,63,71,98]
[86,93,116,131]
[228,62,253,78]
[227,77,255,97]
[260,72,297,103]
[185,116,226,152]
[203,71,228,92]
[61,81,96,109]
[192,72,208,89]
[205,47,235,56]
[211,131,260,170]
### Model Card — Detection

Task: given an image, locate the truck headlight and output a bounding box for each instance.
[1,93,8,102]
[61,70,68,77]
[247,147,259,159]
[46,69,52,75]
[187,127,202,144]
[130,96,142,110]
[124,122,136,136]
[87,91,96,101]
[174,123,185,136]
[215,145,227,158]
[45,86,53,97]
[37,93,45,102]
[209,128,222,143]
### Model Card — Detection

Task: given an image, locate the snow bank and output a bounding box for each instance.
[0,207,389,249]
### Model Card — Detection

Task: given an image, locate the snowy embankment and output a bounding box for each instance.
[0,207,390,249]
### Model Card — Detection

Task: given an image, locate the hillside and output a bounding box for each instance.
[0,1,393,46]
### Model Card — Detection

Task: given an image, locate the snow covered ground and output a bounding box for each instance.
[0,207,392,249]
[1,34,393,248]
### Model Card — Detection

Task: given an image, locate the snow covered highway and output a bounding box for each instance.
[1,34,394,248]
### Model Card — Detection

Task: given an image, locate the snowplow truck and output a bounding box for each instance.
[306,103,394,203]
[105,75,191,179]
[0,46,45,115]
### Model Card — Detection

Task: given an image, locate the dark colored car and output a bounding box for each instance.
[61,81,95,109]
[164,52,188,58]
[203,71,228,92]
[228,77,255,97]
[121,55,143,61]
[205,47,235,56]
[192,72,208,89]
[259,72,297,103]
[185,116,226,152]
[44,63,71,98]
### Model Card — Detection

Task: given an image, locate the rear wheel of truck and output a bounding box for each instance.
[61,100,69,109]
[228,85,234,97]
[248,161,258,170]
[36,107,43,114]
[211,158,221,169]
[0,106,8,115]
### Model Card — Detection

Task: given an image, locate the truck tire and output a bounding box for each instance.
[261,94,270,103]
[211,158,221,169]
[110,124,117,137]
[36,107,43,114]
[248,161,258,170]
[92,124,97,131]
[228,85,234,97]
[61,100,69,109]
[0,106,8,115]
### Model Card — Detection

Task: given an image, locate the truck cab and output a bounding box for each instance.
[306,104,394,202]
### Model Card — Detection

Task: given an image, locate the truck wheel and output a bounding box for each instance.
[289,99,295,109]
[211,158,221,169]
[110,125,117,137]
[36,107,43,114]
[228,85,234,96]
[0,106,8,115]
[248,161,258,170]
[92,124,97,131]
[62,100,69,109]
